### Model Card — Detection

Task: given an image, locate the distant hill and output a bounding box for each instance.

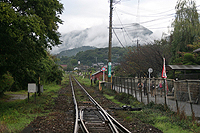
[56,46,96,57]
[57,47,127,66]
[51,23,153,54]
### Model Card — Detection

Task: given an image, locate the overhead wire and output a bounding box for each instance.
[112,2,200,47]
[113,29,128,51]
[113,7,153,47]
[114,14,174,27]
[136,0,140,45]
[113,7,174,40]
[114,9,133,45]
[117,7,175,18]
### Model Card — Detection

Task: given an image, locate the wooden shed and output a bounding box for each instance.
[92,71,106,81]
[166,65,200,80]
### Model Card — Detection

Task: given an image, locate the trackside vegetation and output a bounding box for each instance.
[0,83,62,133]
[76,75,200,133]
[0,0,64,96]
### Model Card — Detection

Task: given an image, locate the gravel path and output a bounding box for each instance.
[21,83,163,133]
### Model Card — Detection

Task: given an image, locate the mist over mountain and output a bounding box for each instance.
[56,46,96,57]
[51,23,154,54]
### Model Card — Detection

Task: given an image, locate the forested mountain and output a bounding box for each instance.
[57,47,126,69]
[57,46,96,57]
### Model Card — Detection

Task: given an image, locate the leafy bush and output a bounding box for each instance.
[0,71,14,96]
[114,92,138,105]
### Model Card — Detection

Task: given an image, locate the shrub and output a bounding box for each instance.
[0,71,14,96]
[114,92,138,105]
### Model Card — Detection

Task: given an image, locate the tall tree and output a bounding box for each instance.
[0,1,64,90]
[171,0,200,61]
[118,39,171,77]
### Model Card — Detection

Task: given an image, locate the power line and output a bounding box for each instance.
[113,29,128,51]
[117,7,175,18]
[114,10,156,47]
[114,9,134,45]
[115,15,174,27]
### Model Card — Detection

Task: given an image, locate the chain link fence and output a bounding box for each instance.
[112,77,200,118]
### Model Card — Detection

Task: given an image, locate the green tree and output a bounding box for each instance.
[0,71,14,96]
[71,59,78,66]
[171,0,200,61]
[0,1,63,92]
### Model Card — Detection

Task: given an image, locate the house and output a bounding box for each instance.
[97,63,104,67]
[59,64,67,71]
[60,64,67,68]
[92,63,98,67]
[79,65,90,71]
[91,71,106,81]
[74,67,79,70]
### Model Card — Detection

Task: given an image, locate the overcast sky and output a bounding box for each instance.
[58,0,200,37]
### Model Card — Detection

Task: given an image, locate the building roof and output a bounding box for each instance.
[60,64,67,68]
[167,65,200,70]
[193,48,200,53]
[92,71,103,76]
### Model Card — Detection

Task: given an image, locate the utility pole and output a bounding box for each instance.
[108,0,113,82]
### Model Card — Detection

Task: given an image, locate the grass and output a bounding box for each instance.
[104,94,124,106]
[75,75,92,87]
[4,90,27,95]
[0,83,62,133]
[101,87,200,133]
[68,74,200,133]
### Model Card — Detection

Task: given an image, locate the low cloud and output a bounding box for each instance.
[51,23,162,54]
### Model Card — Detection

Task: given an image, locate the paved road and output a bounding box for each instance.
[113,85,200,118]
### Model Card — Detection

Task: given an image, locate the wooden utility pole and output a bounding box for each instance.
[108,0,113,82]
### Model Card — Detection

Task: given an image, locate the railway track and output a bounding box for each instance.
[70,75,131,133]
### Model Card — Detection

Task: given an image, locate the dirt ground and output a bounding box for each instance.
[21,83,163,133]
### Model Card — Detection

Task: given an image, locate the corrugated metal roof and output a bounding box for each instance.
[167,65,200,70]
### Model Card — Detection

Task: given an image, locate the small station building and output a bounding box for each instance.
[91,71,106,81]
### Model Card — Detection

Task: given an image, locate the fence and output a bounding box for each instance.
[112,77,200,118]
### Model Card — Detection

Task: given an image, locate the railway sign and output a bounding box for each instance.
[108,62,112,77]
[101,67,106,71]
[148,68,153,73]
[148,68,153,93]
[101,67,106,81]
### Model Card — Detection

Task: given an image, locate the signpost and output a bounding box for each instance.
[108,62,112,78]
[101,67,106,81]
[28,83,37,103]
[148,68,153,92]
[28,83,37,93]
[148,68,153,104]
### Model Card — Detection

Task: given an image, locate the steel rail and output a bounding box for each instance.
[79,109,89,133]
[69,76,79,133]
[72,76,131,133]
[107,113,131,133]
[73,76,118,132]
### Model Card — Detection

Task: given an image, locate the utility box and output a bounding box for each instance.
[28,83,37,93]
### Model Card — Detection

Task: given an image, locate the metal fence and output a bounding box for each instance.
[112,77,200,118]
